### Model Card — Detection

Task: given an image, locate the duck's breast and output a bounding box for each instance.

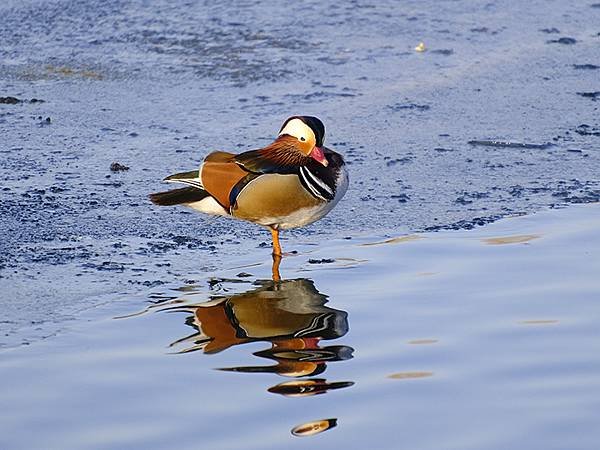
[232,173,324,228]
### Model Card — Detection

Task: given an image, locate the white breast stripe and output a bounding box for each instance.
[299,167,323,199]
[303,166,333,196]
[295,314,330,337]
[299,167,327,201]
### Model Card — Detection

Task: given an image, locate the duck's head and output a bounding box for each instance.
[278,115,328,166]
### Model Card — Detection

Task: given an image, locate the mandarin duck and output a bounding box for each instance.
[149,116,348,261]
[166,278,352,378]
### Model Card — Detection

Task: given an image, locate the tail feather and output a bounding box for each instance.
[149,187,210,206]
[164,170,203,189]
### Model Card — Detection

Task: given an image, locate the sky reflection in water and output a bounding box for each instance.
[1,205,599,450]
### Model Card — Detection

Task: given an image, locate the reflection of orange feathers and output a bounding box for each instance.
[194,304,245,353]
[266,338,323,377]
[271,337,320,350]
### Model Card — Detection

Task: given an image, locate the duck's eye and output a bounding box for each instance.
[300,136,306,142]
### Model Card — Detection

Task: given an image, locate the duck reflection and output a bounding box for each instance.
[167,278,353,394]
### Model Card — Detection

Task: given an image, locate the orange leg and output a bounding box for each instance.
[270,227,282,257]
[271,254,282,281]
[270,227,282,281]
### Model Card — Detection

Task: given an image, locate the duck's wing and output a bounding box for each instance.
[149,150,249,213]
[199,151,259,210]
[200,143,311,211]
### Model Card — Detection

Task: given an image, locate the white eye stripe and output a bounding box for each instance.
[279,118,315,142]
